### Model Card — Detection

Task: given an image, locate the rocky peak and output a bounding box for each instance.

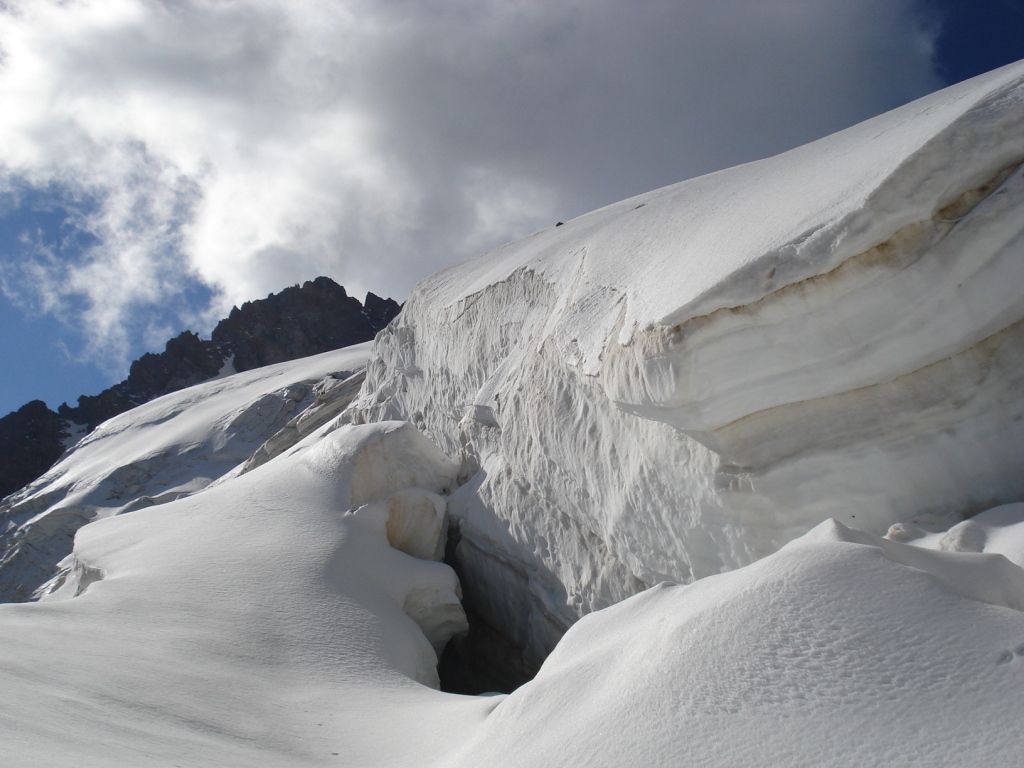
[211,277,399,372]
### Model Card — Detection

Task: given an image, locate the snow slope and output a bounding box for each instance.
[1,62,1024,767]
[0,346,371,601]
[444,517,1024,768]
[350,61,1024,662]
[1,418,489,767]
[1,345,488,765]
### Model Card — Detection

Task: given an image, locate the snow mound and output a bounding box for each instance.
[0,418,479,766]
[6,384,1023,766]
[888,502,1024,568]
[445,515,1024,768]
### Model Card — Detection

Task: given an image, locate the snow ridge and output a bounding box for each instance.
[0,346,373,601]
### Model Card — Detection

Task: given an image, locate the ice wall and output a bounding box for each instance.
[348,62,1024,665]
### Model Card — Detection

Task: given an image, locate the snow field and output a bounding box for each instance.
[443,519,1024,768]
[4,350,1022,767]
[0,345,374,601]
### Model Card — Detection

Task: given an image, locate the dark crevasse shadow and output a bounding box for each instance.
[438,518,540,695]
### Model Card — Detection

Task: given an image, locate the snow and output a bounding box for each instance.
[0,344,372,601]
[1,62,1024,766]
[887,502,1024,568]
[2,414,485,767]
[214,353,237,379]
[351,61,1024,655]
[418,62,1024,340]
[60,420,89,451]
[445,519,1024,768]
[3,380,1024,766]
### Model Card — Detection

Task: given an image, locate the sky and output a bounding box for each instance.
[0,0,1023,418]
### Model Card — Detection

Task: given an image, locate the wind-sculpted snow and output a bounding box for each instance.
[1,359,1023,767]
[350,61,1024,659]
[887,502,1024,566]
[2,414,1023,766]
[0,418,482,766]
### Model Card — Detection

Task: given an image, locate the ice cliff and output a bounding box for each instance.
[348,61,1024,667]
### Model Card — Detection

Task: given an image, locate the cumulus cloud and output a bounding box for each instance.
[0,0,942,364]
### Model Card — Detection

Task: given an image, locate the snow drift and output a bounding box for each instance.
[2,62,1024,767]
[1,397,481,765]
[1,343,1023,768]
[444,513,1024,768]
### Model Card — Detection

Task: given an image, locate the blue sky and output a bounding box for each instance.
[1,0,1023,418]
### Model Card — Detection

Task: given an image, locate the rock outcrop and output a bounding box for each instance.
[211,277,397,372]
[0,402,69,503]
[59,331,227,431]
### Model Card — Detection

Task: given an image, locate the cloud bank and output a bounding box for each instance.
[0,0,941,365]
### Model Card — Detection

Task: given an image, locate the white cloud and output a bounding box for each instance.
[0,0,942,364]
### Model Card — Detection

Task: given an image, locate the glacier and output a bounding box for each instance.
[349,60,1024,665]
[1,62,1024,766]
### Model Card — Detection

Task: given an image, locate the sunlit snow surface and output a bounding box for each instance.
[2,346,490,766]
[3,65,1024,766]
[0,353,1022,766]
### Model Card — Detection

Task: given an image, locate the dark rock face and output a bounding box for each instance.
[0,402,69,502]
[211,277,400,373]
[0,278,401,501]
[362,292,403,332]
[128,331,227,402]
